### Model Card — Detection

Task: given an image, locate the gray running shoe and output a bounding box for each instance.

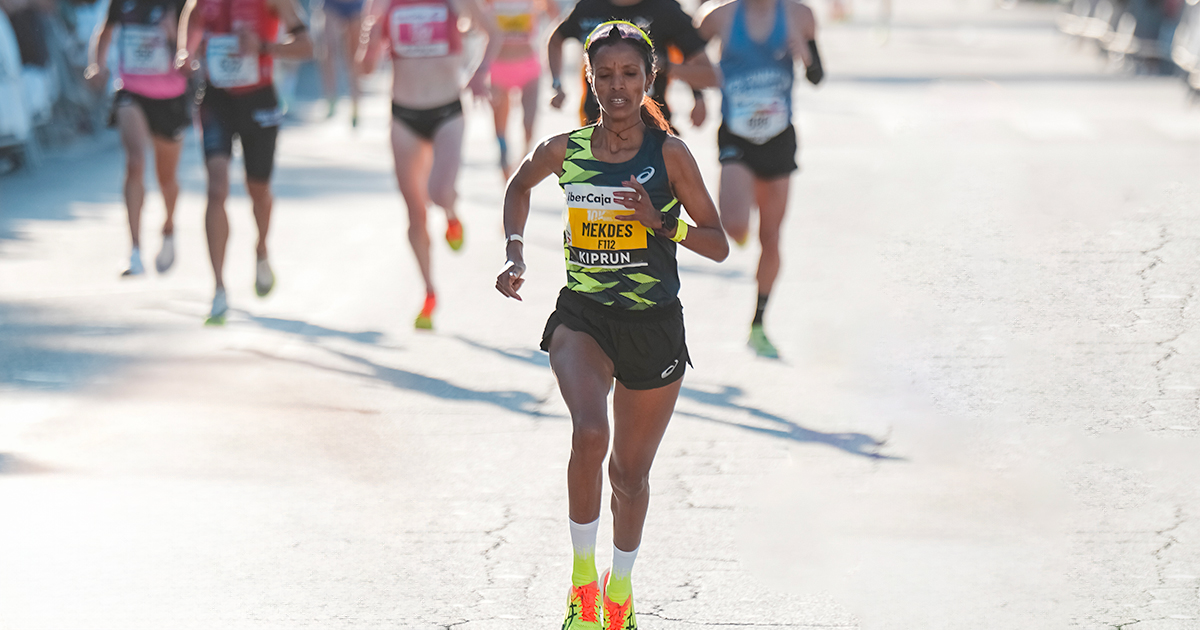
[155,234,175,273]
[255,258,275,297]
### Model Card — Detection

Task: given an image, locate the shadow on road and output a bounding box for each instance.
[451,335,551,369]
[247,347,552,417]
[679,385,895,460]
[0,453,55,474]
[247,314,385,345]
[272,163,397,200]
[0,302,134,391]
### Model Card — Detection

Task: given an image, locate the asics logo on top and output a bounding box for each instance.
[635,167,654,184]
[660,359,678,379]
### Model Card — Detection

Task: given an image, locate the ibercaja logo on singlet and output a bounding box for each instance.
[563,184,648,269]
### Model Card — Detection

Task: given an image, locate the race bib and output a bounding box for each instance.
[206,35,259,88]
[390,4,450,57]
[564,184,648,269]
[727,91,789,144]
[493,0,532,36]
[121,25,171,75]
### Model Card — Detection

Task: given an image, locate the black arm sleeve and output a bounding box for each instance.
[107,0,122,24]
[664,3,707,57]
[552,3,584,42]
[805,39,823,85]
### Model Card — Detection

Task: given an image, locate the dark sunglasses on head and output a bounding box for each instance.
[584,20,654,52]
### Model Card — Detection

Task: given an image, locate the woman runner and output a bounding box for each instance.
[87,0,189,277]
[316,0,364,125]
[486,0,557,180]
[496,21,728,630]
[358,0,500,329]
[697,0,822,358]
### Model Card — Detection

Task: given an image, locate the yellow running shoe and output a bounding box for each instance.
[562,580,601,630]
[602,570,637,630]
[445,218,464,251]
[414,293,436,330]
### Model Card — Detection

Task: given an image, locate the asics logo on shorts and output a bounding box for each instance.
[636,166,654,184]
[661,359,678,379]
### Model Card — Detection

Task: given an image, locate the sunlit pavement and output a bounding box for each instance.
[3,0,1200,628]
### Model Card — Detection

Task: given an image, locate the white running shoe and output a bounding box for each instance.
[255,258,275,297]
[155,234,175,273]
[205,288,228,325]
[122,249,144,277]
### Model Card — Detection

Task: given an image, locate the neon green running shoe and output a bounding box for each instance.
[205,289,228,326]
[562,580,601,630]
[601,570,637,630]
[748,324,779,359]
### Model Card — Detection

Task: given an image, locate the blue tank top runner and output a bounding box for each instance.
[719,0,794,145]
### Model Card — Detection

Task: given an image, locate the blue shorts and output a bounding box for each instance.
[324,0,363,19]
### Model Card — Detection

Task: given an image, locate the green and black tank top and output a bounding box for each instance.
[557,125,682,311]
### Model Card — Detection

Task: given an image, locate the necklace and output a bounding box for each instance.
[600,118,645,142]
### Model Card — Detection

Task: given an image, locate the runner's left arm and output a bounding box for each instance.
[660,137,729,262]
[789,0,821,85]
[263,0,313,60]
[455,0,503,98]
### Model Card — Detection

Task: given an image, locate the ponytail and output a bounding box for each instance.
[640,96,671,133]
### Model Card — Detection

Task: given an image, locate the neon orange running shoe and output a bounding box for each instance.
[445,218,464,251]
[414,293,436,330]
[562,580,601,630]
[601,570,637,630]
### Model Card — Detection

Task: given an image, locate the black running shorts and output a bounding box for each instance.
[198,85,282,182]
[541,287,690,391]
[717,123,798,180]
[110,90,190,140]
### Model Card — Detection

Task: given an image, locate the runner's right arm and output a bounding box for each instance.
[176,0,204,73]
[356,0,389,75]
[547,7,582,109]
[497,133,570,300]
[85,19,115,85]
[263,0,313,60]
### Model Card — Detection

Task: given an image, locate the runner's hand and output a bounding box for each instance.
[496,259,526,300]
[174,50,197,77]
[84,64,106,91]
[690,97,707,127]
[467,70,490,101]
[550,86,565,109]
[614,178,663,230]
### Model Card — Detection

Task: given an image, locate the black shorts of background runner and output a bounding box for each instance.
[199,85,282,182]
[717,123,798,179]
[391,100,463,141]
[108,90,190,140]
[540,287,691,391]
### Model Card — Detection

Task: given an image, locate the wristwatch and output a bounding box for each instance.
[551,77,562,91]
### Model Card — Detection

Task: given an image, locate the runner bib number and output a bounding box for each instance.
[727,91,789,144]
[564,184,648,269]
[206,35,259,88]
[390,4,450,57]
[493,0,532,37]
[121,25,171,75]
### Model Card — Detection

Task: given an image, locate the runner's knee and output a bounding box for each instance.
[571,415,610,459]
[608,456,649,499]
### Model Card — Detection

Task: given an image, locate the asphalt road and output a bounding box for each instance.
[2,0,1199,628]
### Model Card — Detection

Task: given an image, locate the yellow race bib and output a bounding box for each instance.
[564,184,648,269]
